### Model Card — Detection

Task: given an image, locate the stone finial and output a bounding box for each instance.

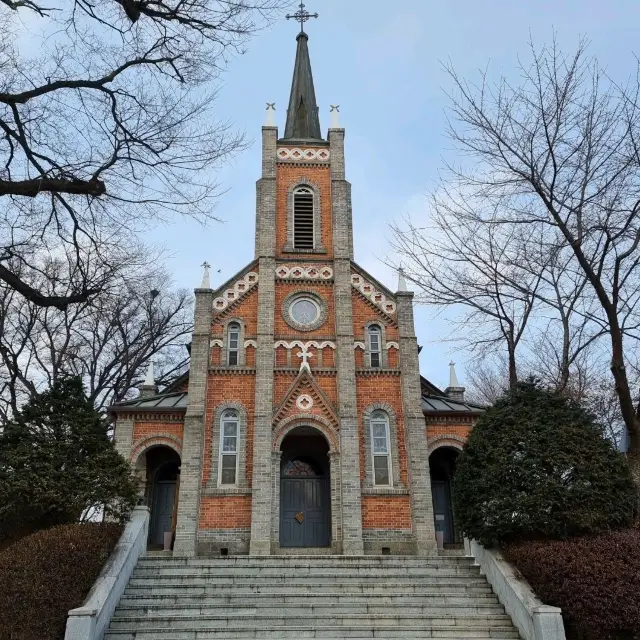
[449,361,460,387]
[445,361,466,401]
[200,261,211,289]
[140,361,157,397]
[397,266,408,292]
[330,105,340,129]
[265,103,276,127]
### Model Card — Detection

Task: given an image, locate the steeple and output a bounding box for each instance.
[283,31,322,141]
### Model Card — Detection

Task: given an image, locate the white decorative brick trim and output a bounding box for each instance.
[386,341,399,350]
[274,340,336,350]
[351,273,396,315]
[276,264,333,280]
[296,394,314,410]
[212,271,258,312]
[354,342,365,350]
[277,147,330,162]
[210,339,223,348]
[244,339,257,348]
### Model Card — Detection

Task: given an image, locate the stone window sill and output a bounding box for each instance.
[203,485,252,496]
[361,486,410,496]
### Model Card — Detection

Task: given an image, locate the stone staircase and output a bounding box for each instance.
[104,554,521,639]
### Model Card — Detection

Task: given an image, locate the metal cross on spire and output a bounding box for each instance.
[286,2,318,33]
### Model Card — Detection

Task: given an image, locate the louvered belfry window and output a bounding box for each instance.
[293,187,314,249]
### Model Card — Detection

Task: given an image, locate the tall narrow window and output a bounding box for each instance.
[227,322,240,366]
[370,410,391,486]
[219,409,239,485]
[293,187,314,249]
[368,325,381,368]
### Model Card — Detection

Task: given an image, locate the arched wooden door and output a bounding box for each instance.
[280,456,330,547]
[149,461,179,546]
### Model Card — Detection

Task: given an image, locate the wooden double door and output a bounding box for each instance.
[280,456,330,548]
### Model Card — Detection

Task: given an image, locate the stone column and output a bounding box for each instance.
[330,127,363,555]
[396,290,437,555]
[173,286,214,557]
[249,125,278,555]
[114,416,135,461]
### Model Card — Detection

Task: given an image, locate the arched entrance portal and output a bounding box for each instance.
[429,446,461,546]
[279,427,331,548]
[136,446,181,548]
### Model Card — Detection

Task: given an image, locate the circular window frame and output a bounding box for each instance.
[282,290,328,332]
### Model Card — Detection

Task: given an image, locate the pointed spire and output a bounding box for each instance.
[284,32,322,141]
[445,361,466,402]
[448,361,460,387]
[200,261,211,289]
[397,267,408,292]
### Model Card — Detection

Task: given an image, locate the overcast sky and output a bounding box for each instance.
[143,0,640,390]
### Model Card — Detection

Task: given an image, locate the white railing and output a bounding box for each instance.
[465,539,566,640]
[65,506,150,640]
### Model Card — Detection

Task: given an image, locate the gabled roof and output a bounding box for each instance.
[109,391,188,413]
[422,394,485,415]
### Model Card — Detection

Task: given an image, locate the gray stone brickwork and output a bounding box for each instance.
[396,290,438,555]
[173,286,214,557]
[255,127,277,259]
[114,417,134,462]
[250,257,276,555]
[249,126,279,555]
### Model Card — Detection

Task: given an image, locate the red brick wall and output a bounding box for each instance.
[199,496,252,529]
[356,375,407,485]
[275,163,333,259]
[202,374,256,487]
[132,421,184,448]
[275,281,336,338]
[362,496,412,529]
[351,292,399,340]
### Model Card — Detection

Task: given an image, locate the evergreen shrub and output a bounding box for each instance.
[453,381,636,546]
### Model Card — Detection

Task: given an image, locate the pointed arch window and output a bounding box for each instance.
[293,187,315,249]
[227,322,241,366]
[368,325,382,368]
[370,410,392,486]
[219,409,239,485]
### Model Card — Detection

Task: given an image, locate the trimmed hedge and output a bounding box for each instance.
[0,522,123,640]
[506,528,640,640]
[453,382,637,546]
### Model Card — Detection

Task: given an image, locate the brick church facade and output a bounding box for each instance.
[111,29,483,557]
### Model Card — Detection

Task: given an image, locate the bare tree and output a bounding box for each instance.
[0,0,290,308]
[0,250,192,421]
[391,201,544,391]
[427,37,640,474]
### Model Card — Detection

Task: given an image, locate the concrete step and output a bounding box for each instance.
[118,592,501,606]
[108,613,514,631]
[105,625,520,639]
[138,555,474,567]
[114,602,506,617]
[124,582,495,596]
[131,567,481,579]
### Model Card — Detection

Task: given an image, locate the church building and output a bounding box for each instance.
[110,26,483,557]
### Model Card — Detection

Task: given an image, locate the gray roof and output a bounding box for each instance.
[109,391,188,412]
[283,32,323,141]
[422,394,485,414]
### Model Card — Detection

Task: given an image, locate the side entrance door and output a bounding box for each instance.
[280,457,330,547]
[432,480,454,544]
[150,480,176,546]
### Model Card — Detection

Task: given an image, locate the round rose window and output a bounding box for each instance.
[289,298,320,326]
